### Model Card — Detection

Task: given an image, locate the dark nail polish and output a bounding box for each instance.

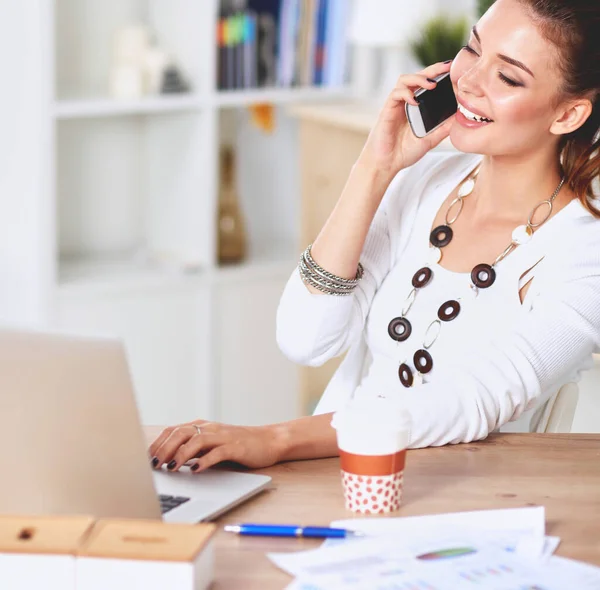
[427,78,437,83]
[167,460,177,470]
[444,59,453,64]
[190,463,200,472]
[151,457,159,468]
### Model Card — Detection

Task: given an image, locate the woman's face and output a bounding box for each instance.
[449,0,566,156]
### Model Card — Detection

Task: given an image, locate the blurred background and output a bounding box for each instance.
[1,0,598,431]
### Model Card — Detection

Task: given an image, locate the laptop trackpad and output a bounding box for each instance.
[152,467,271,522]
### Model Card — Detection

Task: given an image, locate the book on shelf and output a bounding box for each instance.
[216,0,349,91]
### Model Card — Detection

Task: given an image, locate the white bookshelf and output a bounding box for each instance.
[54,88,350,119]
[211,86,350,108]
[54,95,204,119]
[2,0,351,426]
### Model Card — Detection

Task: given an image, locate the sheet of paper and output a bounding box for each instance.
[270,526,544,579]
[329,507,546,539]
[516,534,560,560]
[323,507,550,558]
[277,507,561,589]
[284,552,600,590]
[322,534,560,561]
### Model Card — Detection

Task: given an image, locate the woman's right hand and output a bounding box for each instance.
[358,60,456,179]
[148,420,286,472]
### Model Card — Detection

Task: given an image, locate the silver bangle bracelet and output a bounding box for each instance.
[299,268,355,296]
[298,245,364,296]
[303,245,364,284]
[299,261,356,295]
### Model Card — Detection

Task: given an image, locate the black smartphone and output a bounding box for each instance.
[405,72,457,138]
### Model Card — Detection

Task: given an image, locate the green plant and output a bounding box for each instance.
[410,16,470,67]
[478,0,496,16]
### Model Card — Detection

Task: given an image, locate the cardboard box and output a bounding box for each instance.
[76,519,216,590]
[0,515,95,590]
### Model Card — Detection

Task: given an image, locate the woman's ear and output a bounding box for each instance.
[550,97,594,137]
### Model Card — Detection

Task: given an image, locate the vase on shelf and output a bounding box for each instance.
[217,145,247,265]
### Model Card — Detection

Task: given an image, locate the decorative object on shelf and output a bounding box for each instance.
[217,145,247,265]
[478,0,496,16]
[113,24,151,66]
[109,24,190,99]
[160,64,191,94]
[144,46,170,94]
[347,0,438,99]
[110,25,151,99]
[410,15,470,67]
[248,103,276,134]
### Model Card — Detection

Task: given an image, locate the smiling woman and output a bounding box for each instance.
[449,0,600,216]
[149,0,600,473]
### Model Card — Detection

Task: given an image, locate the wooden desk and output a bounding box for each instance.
[145,429,600,589]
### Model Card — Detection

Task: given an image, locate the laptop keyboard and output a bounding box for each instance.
[159,494,191,514]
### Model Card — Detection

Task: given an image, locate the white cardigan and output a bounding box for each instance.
[276,151,600,447]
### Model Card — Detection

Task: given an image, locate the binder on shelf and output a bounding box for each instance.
[243,10,258,88]
[322,0,349,87]
[216,0,348,91]
[313,0,328,85]
[250,0,281,87]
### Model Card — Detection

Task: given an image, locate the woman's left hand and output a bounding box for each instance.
[148,420,285,472]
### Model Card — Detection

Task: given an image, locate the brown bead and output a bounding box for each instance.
[388,317,412,342]
[471,263,496,289]
[399,363,413,387]
[413,349,433,374]
[430,225,453,248]
[438,300,461,322]
[412,267,433,289]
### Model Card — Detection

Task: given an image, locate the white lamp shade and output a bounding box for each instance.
[348,0,440,47]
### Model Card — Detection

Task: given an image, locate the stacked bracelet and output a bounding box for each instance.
[298,245,364,296]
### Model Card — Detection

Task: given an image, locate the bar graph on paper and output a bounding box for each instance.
[368,582,440,590]
[295,582,442,590]
[450,559,550,590]
[284,537,600,590]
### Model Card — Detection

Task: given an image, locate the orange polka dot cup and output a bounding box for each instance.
[331,398,410,515]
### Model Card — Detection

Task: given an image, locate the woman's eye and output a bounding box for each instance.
[462,44,478,56]
[498,72,522,87]
[461,44,523,88]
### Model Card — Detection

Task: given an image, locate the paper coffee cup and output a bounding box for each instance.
[331,397,411,514]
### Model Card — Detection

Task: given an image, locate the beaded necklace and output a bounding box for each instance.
[387,164,566,387]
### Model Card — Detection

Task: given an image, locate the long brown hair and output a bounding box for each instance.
[517,0,600,216]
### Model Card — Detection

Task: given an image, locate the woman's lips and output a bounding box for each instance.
[455,107,494,129]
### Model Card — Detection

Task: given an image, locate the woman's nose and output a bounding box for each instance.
[457,65,486,98]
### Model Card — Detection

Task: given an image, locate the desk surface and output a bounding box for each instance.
[144,429,600,589]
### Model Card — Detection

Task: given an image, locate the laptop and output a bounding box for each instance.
[0,328,271,523]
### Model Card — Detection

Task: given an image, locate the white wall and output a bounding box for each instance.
[0,0,54,325]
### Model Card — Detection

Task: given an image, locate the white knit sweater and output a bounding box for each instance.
[276,151,600,448]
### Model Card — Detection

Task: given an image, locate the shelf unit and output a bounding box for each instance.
[54,94,204,119]
[54,88,350,119]
[3,0,351,426]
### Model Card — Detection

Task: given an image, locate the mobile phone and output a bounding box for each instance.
[405,72,457,138]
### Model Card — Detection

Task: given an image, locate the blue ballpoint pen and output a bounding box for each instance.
[224,524,364,539]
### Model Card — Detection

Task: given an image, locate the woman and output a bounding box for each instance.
[150,0,600,472]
